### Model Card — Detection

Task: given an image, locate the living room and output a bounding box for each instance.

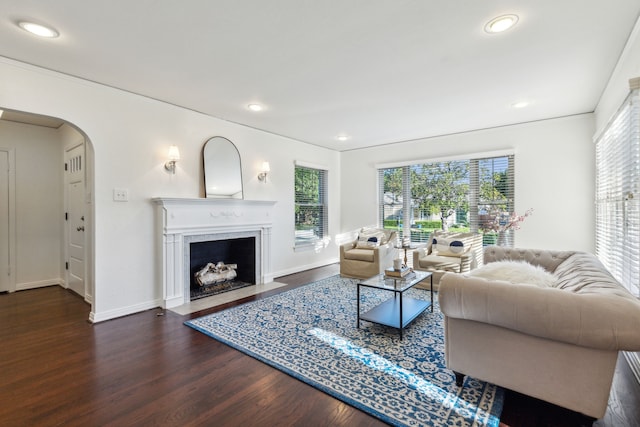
[1,2,640,425]
[1,2,635,323]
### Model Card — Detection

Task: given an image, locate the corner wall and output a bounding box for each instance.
[595,16,640,134]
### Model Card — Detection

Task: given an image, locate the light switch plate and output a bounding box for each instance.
[113,188,129,202]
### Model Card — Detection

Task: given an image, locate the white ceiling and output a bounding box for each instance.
[1,1,639,151]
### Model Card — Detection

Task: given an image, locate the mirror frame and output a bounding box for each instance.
[202,136,244,199]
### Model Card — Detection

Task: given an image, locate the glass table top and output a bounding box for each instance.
[358,270,431,292]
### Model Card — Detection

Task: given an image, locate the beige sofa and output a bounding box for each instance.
[413,231,483,285]
[438,247,640,419]
[340,228,397,279]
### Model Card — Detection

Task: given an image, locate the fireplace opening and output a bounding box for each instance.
[189,237,256,300]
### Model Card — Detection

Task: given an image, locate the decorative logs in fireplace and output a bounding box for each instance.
[195,261,238,286]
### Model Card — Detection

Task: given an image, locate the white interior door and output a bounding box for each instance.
[65,143,85,297]
[0,150,9,292]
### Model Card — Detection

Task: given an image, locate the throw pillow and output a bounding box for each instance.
[356,236,380,249]
[468,260,557,287]
[433,237,469,257]
[359,228,387,245]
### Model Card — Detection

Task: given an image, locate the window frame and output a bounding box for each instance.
[294,162,328,249]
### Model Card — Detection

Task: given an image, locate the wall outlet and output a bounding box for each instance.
[113,188,129,202]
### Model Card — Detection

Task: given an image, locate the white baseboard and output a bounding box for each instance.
[272,257,339,279]
[90,298,163,323]
[16,278,63,291]
[624,351,640,384]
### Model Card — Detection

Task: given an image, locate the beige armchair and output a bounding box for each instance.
[340,228,398,279]
[412,231,483,285]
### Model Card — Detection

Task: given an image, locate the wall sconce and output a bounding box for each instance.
[258,161,270,183]
[164,145,180,174]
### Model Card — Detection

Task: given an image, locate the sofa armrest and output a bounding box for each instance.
[413,247,428,266]
[459,251,474,272]
[339,241,356,257]
[439,273,640,351]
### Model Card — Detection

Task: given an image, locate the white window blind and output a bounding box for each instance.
[294,164,328,246]
[379,166,410,238]
[474,156,516,246]
[595,89,640,297]
[378,154,515,245]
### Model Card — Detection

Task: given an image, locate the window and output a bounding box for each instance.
[378,154,515,245]
[473,156,515,245]
[295,164,328,247]
[595,88,640,297]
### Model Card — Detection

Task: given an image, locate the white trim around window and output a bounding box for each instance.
[375,149,515,170]
[294,159,330,171]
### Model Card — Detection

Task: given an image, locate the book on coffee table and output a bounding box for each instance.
[385,266,411,278]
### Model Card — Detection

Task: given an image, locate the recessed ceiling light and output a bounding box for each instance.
[247,103,264,112]
[511,101,530,109]
[484,14,519,34]
[18,21,59,38]
[336,134,350,141]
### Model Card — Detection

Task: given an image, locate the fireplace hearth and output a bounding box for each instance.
[190,279,253,300]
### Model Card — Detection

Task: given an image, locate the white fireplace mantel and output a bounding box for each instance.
[153,198,276,308]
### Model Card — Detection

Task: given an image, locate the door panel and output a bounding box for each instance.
[65,144,85,297]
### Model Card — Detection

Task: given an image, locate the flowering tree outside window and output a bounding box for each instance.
[480,208,533,246]
[480,208,534,233]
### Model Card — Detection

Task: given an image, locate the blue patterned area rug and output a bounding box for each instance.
[185,275,504,426]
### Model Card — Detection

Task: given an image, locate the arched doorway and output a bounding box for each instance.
[0,108,94,314]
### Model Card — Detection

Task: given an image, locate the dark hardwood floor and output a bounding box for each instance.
[1,264,639,426]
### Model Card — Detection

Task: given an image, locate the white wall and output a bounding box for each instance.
[341,114,596,252]
[0,120,63,289]
[0,57,340,322]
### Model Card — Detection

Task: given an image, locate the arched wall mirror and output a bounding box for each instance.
[203,136,244,199]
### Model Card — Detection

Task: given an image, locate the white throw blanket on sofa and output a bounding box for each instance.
[467,260,557,287]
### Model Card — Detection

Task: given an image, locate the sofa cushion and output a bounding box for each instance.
[343,248,375,262]
[418,254,462,272]
[468,260,557,287]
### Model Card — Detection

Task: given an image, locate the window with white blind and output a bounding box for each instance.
[378,154,515,245]
[595,87,640,297]
[294,164,328,247]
